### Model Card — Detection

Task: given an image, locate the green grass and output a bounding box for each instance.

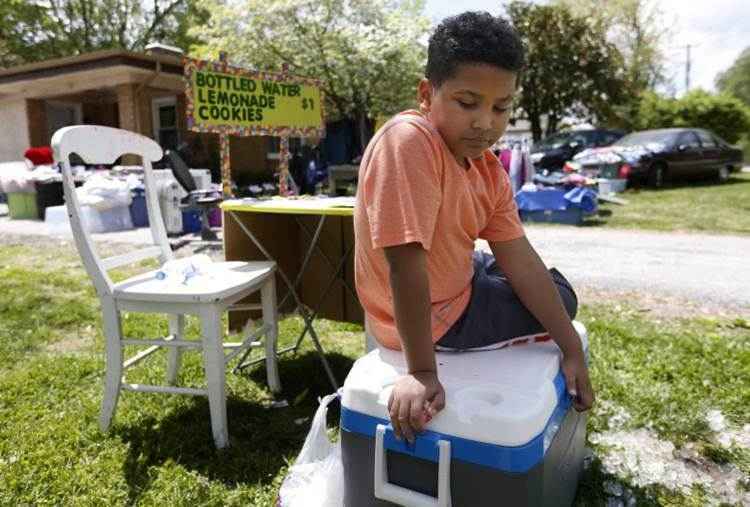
[586,172,750,234]
[0,241,748,505]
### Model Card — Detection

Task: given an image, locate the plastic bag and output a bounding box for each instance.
[155,255,214,285]
[76,174,132,210]
[277,392,344,507]
[0,161,35,193]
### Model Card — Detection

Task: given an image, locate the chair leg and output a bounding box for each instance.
[100,297,123,432]
[261,276,282,394]
[199,306,228,449]
[166,314,185,385]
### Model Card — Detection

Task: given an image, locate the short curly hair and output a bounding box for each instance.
[427,11,525,87]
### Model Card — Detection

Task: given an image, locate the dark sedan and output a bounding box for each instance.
[530,129,625,172]
[571,128,744,187]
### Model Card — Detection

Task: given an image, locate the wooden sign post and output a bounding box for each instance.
[183,55,325,197]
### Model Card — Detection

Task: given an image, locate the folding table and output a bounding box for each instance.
[221,196,359,390]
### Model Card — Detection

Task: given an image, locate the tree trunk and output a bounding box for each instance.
[355,108,373,154]
[530,112,543,143]
[545,114,558,137]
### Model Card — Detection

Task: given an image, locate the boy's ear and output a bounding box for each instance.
[417,78,434,113]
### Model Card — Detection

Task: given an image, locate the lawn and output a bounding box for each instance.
[589,172,750,235]
[0,240,748,506]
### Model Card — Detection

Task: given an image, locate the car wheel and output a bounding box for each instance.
[717,166,730,183]
[648,163,667,189]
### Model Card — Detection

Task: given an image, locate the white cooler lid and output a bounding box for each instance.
[342,321,588,447]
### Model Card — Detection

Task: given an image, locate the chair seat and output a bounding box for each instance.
[114,260,275,303]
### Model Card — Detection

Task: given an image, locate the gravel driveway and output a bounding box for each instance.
[2,214,748,314]
[477,226,750,312]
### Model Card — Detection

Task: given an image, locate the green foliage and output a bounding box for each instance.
[0,240,748,505]
[506,1,628,141]
[554,0,673,131]
[554,0,670,92]
[634,90,750,144]
[716,46,750,108]
[740,134,750,163]
[191,0,430,127]
[0,0,208,67]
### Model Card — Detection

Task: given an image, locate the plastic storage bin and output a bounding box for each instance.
[45,204,133,235]
[208,207,222,228]
[598,178,627,195]
[34,181,65,219]
[341,322,589,507]
[129,188,149,227]
[182,209,202,234]
[7,192,38,219]
[520,207,584,225]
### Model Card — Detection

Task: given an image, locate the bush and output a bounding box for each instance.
[635,90,750,144]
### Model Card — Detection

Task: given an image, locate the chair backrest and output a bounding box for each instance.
[52,125,172,297]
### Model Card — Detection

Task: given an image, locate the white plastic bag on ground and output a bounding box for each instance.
[278,392,344,507]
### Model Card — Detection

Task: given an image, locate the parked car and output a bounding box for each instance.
[571,128,744,188]
[530,129,625,171]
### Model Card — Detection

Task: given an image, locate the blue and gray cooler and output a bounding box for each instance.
[341,322,589,507]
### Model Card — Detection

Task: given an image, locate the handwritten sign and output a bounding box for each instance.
[184,57,325,137]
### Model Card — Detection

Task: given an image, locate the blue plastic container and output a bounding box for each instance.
[129,188,149,227]
[182,209,201,234]
[520,208,584,225]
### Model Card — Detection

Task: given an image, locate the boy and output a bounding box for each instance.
[353,11,594,444]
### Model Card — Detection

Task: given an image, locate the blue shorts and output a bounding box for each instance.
[436,251,578,350]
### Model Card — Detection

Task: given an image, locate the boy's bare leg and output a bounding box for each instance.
[490,236,594,412]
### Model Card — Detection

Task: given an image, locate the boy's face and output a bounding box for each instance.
[418,64,516,166]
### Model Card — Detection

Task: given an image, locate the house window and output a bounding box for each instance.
[267,137,303,159]
[46,101,82,142]
[152,96,179,151]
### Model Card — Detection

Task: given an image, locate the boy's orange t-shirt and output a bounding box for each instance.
[354,110,525,350]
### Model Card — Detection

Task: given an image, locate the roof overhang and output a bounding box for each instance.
[0,50,186,100]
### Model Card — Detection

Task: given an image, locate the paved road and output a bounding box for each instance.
[478,226,750,309]
[2,214,748,309]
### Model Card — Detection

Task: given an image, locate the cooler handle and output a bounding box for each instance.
[374,424,452,507]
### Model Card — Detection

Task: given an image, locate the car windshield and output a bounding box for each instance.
[536,132,574,149]
[616,131,678,147]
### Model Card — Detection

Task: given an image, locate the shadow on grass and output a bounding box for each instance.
[580,209,613,228]
[628,174,750,192]
[575,456,661,506]
[114,351,355,505]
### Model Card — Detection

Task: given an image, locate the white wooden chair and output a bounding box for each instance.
[52,125,280,449]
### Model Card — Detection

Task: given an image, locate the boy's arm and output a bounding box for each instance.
[383,242,446,443]
[488,236,594,412]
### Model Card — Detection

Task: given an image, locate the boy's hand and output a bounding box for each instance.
[561,354,594,412]
[388,371,445,443]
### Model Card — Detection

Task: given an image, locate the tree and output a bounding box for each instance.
[716,47,750,108]
[635,90,750,144]
[553,0,671,130]
[506,1,627,141]
[0,0,208,67]
[717,47,750,161]
[555,0,669,91]
[190,0,430,149]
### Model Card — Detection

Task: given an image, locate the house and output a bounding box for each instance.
[0,45,279,184]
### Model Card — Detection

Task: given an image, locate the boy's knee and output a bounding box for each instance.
[550,269,577,320]
[559,286,578,320]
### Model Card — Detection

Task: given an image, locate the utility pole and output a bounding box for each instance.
[685,44,691,93]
